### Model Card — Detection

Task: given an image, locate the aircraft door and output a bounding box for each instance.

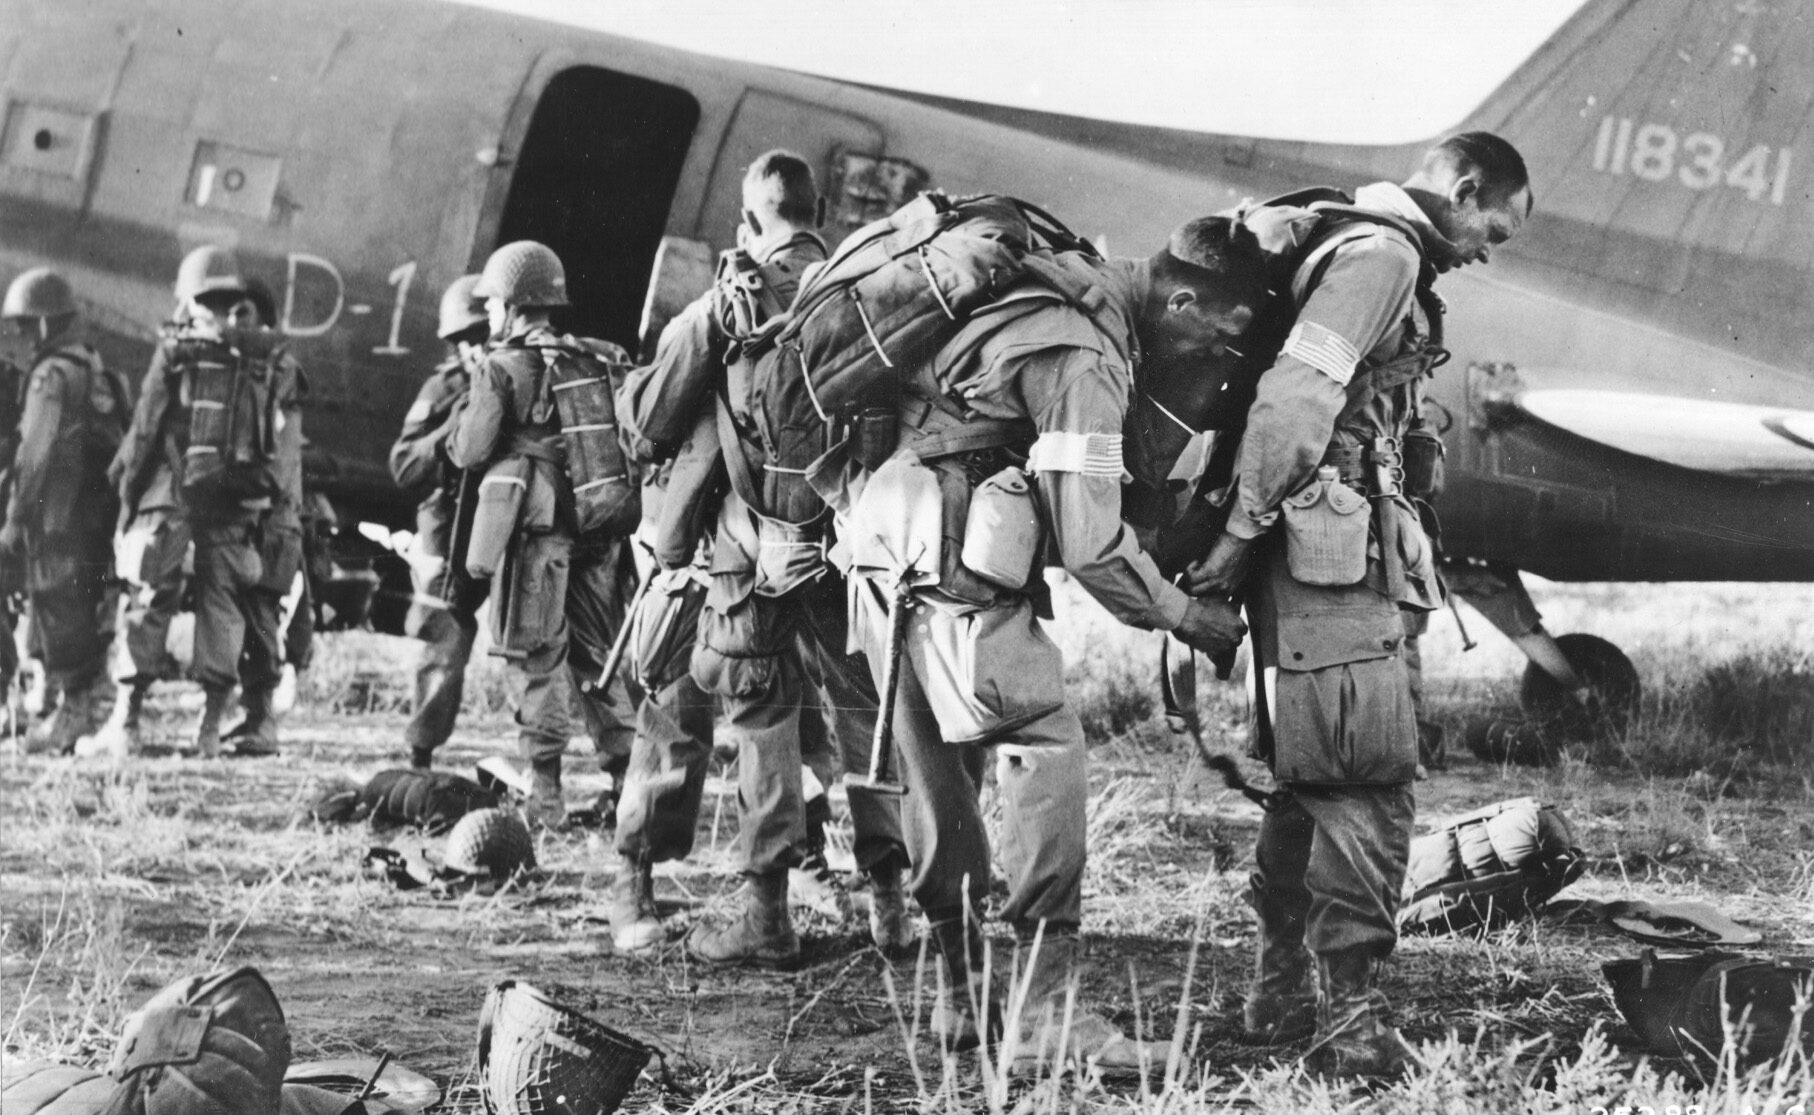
[491,67,701,349]
[699,91,894,251]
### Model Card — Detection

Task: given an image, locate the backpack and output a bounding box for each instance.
[1398,797,1586,936]
[715,243,831,526]
[171,326,284,509]
[536,336,640,537]
[758,191,1101,422]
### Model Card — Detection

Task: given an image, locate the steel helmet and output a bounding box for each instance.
[436,273,488,339]
[443,807,535,880]
[478,981,653,1115]
[2,267,75,320]
[473,241,569,308]
[174,245,247,301]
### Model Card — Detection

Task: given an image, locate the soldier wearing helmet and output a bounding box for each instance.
[0,267,130,754]
[110,245,306,757]
[447,241,641,828]
[389,274,493,768]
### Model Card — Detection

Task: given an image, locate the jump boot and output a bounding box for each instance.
[24,674,107,755]
[523,756,567,831]
[192,686,231,758]
[1007,929,1173,1076]
[1242,872,1317,1044]
[927,910,993,1051]
[1303,950,1412,1080]
[866,863,916,955]
[604,852,663,955]
[685,870,800,968]
[224,685,279,757]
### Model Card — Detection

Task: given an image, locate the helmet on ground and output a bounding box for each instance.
[437,274,488,339]
[107,966,291,1115]
[444,807,534,879]
[473,241,569,308]
[175,246,247,301]
[478,980,652,1115]
[2,268,75,320]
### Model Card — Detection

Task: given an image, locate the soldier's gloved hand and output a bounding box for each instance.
[1182,532,1256,598]
[1171,597,1246,659]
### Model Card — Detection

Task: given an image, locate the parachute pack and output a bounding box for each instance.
[1398,797,1586,936]
[537,336,640,537]
[751,191,1102,425]
[171,326,285,509]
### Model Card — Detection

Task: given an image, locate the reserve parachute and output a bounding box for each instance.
[172,326,286,509]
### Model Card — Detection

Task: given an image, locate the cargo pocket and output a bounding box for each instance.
[1270,656,1418,785]
[632,570,706,693]
[908,597,1065,745]
[690,590,786,699]
[1282,468,1369,586]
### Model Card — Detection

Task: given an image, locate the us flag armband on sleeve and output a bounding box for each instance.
[1027,431,1125,479]
[1283,321,1361,387]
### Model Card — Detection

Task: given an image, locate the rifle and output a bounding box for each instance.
[439,468,480,604]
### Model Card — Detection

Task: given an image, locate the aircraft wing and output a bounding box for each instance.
[1513,388,1814,479]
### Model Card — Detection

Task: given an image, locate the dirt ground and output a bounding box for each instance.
[4,594,1813,1111]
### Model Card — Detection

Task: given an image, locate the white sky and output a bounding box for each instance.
[454,0,1589,144]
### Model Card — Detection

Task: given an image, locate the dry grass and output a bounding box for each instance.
[4,581,1813,1113]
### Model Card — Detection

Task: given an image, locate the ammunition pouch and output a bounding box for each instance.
[465,457,529,579]
[1402,429,1445,500]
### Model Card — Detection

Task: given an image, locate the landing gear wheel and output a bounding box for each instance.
[1519,633,1640,739]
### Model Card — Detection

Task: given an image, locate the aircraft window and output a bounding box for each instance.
[828,149,930,236]
[0,102,96,180]
[186,141,282,220]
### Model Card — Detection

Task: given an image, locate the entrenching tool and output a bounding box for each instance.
[847,457,945,795]
[592,569,654,693]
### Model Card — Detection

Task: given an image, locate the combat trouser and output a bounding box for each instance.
[615,567,712,863]
[28,530,116,691]
[562,535,640,769]
[615,674,714,862]
[495,531,637,767]
[118,510,189,687]
[238,518,302,693]
[723,574,908,878]
[190,517,263,693]
[402,561,489,755]
[1247,542,1420,960]
[1254,785,1415,958]
[852,582,1080,932]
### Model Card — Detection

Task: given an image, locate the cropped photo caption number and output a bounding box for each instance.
[1592,115,1793,203]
